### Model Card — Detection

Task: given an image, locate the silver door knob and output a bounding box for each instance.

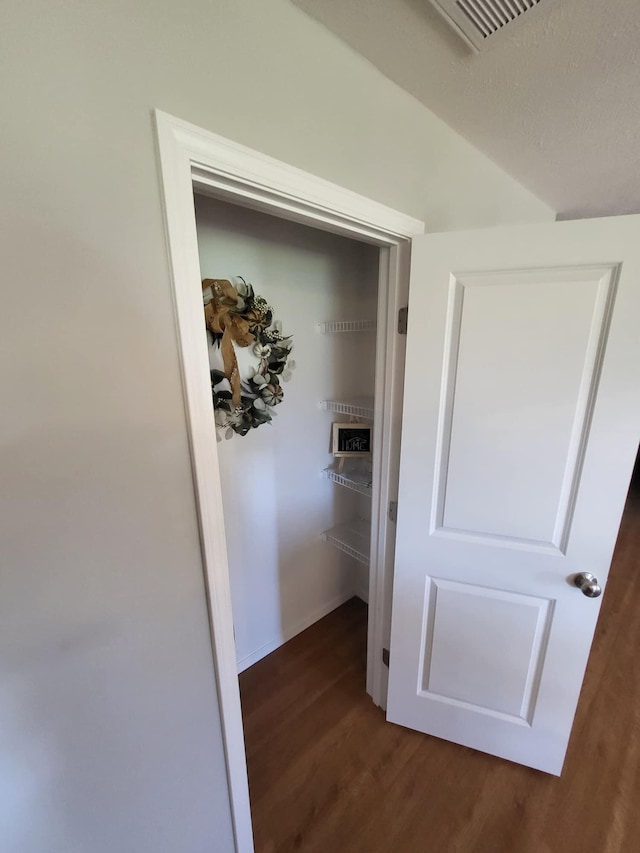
[573,573,602,598]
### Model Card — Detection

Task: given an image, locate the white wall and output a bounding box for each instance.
[195,196,378,670]
[0,1,554,851]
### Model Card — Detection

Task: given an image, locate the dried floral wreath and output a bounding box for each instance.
[203,277,295,439]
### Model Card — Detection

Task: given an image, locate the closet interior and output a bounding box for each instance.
[194,191,387,681]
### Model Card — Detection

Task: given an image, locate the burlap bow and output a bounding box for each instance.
[203,279,254,407]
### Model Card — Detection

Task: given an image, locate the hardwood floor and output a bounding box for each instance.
[239,485,640,853]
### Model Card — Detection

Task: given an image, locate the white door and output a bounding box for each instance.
[387,215,640,775]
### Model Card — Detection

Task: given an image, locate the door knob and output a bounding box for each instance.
[573,572,602,598]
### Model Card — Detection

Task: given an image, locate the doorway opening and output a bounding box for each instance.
[154,108,425,851]
[192,190,389,843]
[188,182,417,849]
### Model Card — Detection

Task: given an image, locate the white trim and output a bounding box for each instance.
[153,109,425,853]
[367,242,412,706]
[160,110,423,244]
[237,590,356,673]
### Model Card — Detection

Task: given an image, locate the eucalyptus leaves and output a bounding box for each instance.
[203,277,295,438]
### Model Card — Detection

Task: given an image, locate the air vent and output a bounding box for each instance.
[428,0,545,52]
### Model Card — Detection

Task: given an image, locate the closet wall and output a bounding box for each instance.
[195,194,379,670]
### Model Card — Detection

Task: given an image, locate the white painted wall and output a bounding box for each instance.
[195,196,377,671]
[0,1,554,851]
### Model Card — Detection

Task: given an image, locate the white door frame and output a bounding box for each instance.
[154,109,424,852]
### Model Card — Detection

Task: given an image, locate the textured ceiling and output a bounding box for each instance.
[293,0,640,219]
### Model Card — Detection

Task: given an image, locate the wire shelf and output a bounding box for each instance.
[316,319,376,334]
[323,519,370,566]
[319,397,375,420]
[324,467,372,497]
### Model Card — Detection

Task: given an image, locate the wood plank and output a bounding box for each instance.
[239,484,640,853]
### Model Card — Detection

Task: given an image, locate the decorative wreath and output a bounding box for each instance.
[203,277,295,438]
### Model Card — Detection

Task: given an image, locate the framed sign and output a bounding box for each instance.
[332,423,372,457]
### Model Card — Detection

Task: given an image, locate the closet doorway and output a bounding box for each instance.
[155,109,425,852]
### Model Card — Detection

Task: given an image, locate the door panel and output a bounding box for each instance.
[387,216,640,775]
[419,579,552,724]
[438,267,616,548]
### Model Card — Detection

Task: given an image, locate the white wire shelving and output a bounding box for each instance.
[324,466,372,497]
[323,518,370,566]
[319,397,375,420]
[316,319,376,334]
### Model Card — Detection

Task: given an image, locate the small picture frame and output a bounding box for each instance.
[332,423,372,457]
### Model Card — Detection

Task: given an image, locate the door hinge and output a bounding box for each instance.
[382,647,390,667]
[398,306,408,335]
[388,500,398,523]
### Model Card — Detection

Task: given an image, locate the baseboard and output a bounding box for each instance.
[236,589,355,673]
[353,583,369,605]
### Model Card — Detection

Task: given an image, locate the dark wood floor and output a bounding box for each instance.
[239,485,640,853]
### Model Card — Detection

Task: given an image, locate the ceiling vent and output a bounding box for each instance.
[428,0,545,52]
